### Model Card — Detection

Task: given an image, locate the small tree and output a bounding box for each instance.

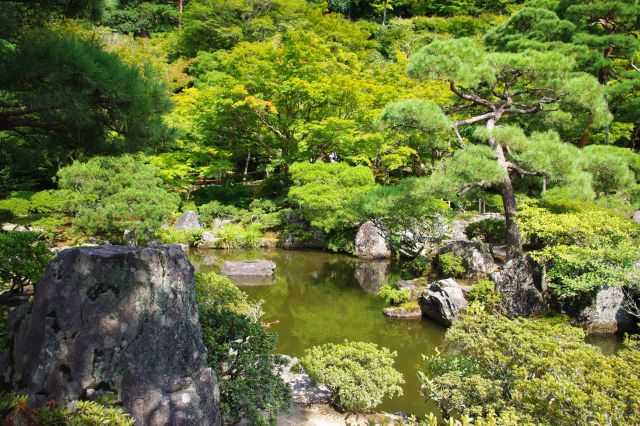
[300,340,404,412]
[383,38,609,259]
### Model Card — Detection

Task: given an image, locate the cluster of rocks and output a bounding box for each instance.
[0,245,221,425]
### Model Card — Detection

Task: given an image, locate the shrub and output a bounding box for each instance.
[198,201,241,225]
[195,272,263,321]
[57,155,179,242]
[300,340,404,412]
[0,232,51,292]
[155,228,203,247]
[437,253,465,278]
[288,162,376,233]
[420,309,640,424]
[399,256,430,279]
[0,196,31,218]
[193,182,252,207]
[377,284,411,306]
[198,307,290,425]
[466,279,500,310]
[465,219,505,252]
[213,223,262,249]
[28,189,79,215]
[517,200,640,296]
[0,392,134,425]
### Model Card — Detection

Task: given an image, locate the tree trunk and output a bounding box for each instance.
[578,114,593,148]
[177,0,183,30]
[382,0,388,26]
[487,117,523,260]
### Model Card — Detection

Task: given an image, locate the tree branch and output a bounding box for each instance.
[506,162,544,178]
[449,81,495,110]
[457,180,489,197]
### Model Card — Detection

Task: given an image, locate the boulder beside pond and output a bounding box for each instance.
[355,221,391,258]
[564,286,636,334]
[419,279,468,326]
[174,210,202,230]
[0,245,221,426]
[221,260,276,276]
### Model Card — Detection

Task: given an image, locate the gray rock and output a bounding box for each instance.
[211,218,233,232]
[174,211,202,231]
[1,245,221,426]
[199,231,219,247]
[123,229,137,246]
[396,279,428,299]
[564,286,636,334]
[1,223,29,232]
[490,255,546,317]
[383,305,422,319]
[221,260,276,276]
[448,213,505,241]
[355,221,391,258]
[437,240,497,277]
[419,279,468,326]
[633,210,640,225]
[278,356,330,405]
[354,260,390,294]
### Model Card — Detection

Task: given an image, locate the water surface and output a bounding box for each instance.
[189,248,445,416]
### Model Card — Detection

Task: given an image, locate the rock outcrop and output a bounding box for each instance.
[633,210,640,225]
[490,255,546,317]
[221,260,276,276]
[355,221,391,258]
[419,279,468,326]
[436,240,497,277]
[1,245,221,426]
[174,211,202,231]
[564,286,636,334]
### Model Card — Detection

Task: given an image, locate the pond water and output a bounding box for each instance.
[189,248,446,417]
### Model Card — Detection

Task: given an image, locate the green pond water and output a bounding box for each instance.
[189,248,446,416]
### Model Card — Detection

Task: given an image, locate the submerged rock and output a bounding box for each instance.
[419,279,468,326]
[174,211,202,231]
[1,245,221,426]
[221,260,276,276]
[383,305,422,319]
[436,240,497,277]
[355,221,391,258]
[564,286,636,334]
[490,255,546,317]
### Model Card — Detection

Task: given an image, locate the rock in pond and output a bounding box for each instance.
[383,305,422,319]
[221,260,276,276]
[564,285,636,334]
[0,245,221,426]
[419,279,468,326]
[355,221,391,258]
[199,231,219,248]
[436,240,497,277]
[490,255,546,317]
[174,210,202,230]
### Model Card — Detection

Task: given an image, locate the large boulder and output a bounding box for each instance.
[355,221,391,259]
[1,245,221,426]
[221,260,276,276]
[174,211,202,231]
[564,286,636,334]
[436,240,497,277]
[633,210,640,225]
[419,279,468,326]
[490,255,546,317]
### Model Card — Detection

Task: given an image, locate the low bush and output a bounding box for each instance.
[377,284,411,306]
[465,219,505,252]
[196,277,290,425]
[300,340,404,412]
[420,309,640,424]
[213,223,262,249]
[198,201,241,224]
[0,392,134,425]
[0,232,51,292]
[28,190,79,215]
[437,253,465,278]
[0,195,31,218]
[155,228,203,247]
[466,279,499,311]
[193,182,252,207]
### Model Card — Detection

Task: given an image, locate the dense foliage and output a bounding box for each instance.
[0,232,51,293]
[195,273,290,425]
[420,309,640,425]
[301,340,404,412]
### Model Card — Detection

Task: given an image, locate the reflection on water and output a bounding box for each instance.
[189,248,445,416]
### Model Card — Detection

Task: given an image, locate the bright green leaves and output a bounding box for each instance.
[288,162,376,233]
[380,100,452,132]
